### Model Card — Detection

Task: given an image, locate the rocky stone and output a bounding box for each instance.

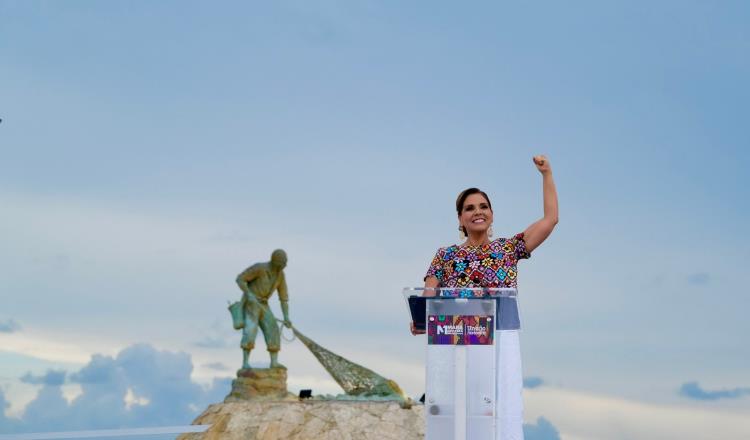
[177,400,425,440]
[225,367,295,402]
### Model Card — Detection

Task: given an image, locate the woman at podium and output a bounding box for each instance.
[415,155,558,440]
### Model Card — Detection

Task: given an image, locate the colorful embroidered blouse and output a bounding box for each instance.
[425,233,531,288]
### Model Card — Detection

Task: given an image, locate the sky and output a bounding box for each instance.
[1,1,749,439]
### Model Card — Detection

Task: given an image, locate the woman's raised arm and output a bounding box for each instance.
[523,155,559,253]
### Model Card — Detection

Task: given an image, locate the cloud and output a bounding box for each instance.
[687,272,710,285]
[203,377,234,407]
[525,386,750,440]
[193,337,230,349]
[679,381,750,401]
[523,376,544,389]
[0,319,21,333]
[204,229,252,243]
[30,253,71,271]
[3,344,230,433]
[20,370,66,386]
[203,362,230,371]
[193,319,235,349]
[0,389,22,431]
[19,378,72,430]
[523,416,561,440]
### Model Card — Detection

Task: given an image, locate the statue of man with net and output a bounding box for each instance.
[230,249,292,370]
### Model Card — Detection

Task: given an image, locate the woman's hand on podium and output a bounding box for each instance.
[410,322,425,335]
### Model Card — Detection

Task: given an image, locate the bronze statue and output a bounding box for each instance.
[230,249,292,370]
[225,248,408,403]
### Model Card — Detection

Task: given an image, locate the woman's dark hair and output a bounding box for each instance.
[456,188,492,235]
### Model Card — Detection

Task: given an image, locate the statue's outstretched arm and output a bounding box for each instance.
[278,273,291,327]
[280,301,291,327]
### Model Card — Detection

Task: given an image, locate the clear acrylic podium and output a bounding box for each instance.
[404,287,519,440]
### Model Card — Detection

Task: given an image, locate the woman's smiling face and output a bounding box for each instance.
[459,193,493,237]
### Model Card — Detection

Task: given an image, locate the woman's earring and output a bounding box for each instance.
[488,224,494,238]
[458,225,466,241]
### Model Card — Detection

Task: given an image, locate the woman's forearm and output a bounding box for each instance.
[523,156,558,252]
[542,171,559,224]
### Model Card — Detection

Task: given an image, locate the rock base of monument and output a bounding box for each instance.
[225,367,295,402]
[177,400,424,440]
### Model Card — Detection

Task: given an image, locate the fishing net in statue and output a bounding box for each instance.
[290,326,406,400]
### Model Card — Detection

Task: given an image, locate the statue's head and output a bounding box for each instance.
[270,249,287,271]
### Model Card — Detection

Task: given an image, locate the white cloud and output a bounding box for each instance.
[123,387,150,410]
[0,329,117,365]
[61,384,82,405]
[524,417,561,440]
[525,387,750,440]
[680,381,750,401]
[0,320,21,334]
[1,344,231,432]
[2,190,749,438]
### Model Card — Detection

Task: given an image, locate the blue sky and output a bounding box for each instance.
[1,1,749,438]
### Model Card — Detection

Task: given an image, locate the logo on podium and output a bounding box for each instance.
[427,315,494,345]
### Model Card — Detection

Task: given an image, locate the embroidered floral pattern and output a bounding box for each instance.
[425,233,530,288]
